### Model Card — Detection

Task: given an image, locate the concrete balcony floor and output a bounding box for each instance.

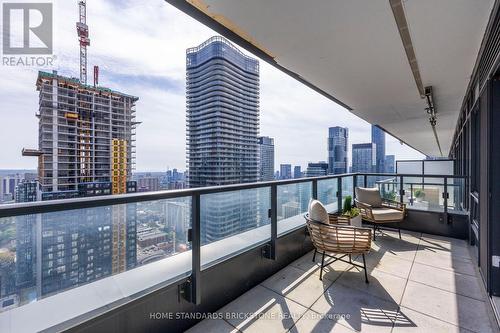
[187,230,499,333]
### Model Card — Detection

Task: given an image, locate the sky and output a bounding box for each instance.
[0,0,424,172]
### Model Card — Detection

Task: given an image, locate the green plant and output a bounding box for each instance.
[343,195,352,214]
[342,195,360,217]
[414,189,425,199]
[343,207,360,218]
[384,191,397,201]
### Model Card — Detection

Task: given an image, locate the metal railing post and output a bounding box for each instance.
[264,184,277,260]
[312,179,318,200]
[186,193,201,304]
[353,175,357,199]
[399,176,404,203]
[443,177,449,223]
[337,177,343,212]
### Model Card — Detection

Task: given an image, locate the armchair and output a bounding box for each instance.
[355,187,406,240]
[306,200,372,283]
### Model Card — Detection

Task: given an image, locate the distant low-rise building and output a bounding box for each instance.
[137,176,160,192]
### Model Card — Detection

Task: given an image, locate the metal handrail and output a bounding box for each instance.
[0,172,466,218]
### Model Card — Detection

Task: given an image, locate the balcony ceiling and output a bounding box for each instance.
[167,0,494,157]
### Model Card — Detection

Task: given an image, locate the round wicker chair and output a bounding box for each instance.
[305,213,372,283]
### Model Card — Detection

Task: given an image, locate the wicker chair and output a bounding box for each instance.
[354,187,406,240]
[305,200,372,283]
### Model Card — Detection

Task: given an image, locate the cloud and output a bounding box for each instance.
[0,0,424,171]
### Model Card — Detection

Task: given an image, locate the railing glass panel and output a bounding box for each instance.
[341,176,354,207]
[448,177,466,213]
[318,178,339,213]
[371,175,400,201]
[200,187,270,269]
[0,197,192,313]
[277,182,311,235]
[403,176,445,212]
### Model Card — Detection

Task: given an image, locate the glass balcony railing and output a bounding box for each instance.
[0,172,466,326]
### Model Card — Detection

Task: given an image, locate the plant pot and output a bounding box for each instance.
[350,214,362,227]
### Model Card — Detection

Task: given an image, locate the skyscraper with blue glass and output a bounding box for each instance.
[371,125,386,173]
[328,127,349,174]
[186,36,261,243]
[352,143,376,173]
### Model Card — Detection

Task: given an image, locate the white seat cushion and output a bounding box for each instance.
[371,207,404,221]
[308,199,329,224]
[355,187,383,207]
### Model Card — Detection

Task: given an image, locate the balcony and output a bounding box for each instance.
[1,172,495,333]
[187,231,496,333]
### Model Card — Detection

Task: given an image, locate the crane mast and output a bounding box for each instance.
[76,0,90,84]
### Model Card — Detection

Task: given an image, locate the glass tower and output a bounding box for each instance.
[186,36,260,187]
[371,125,386,173]
[352,143,376,173]
[258,136,274,181]
[328,127,348,174]
[186,36,262,243]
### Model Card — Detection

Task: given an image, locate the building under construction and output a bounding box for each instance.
[30,70,138,196]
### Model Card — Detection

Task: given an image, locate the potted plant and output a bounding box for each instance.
[342,195,361,227]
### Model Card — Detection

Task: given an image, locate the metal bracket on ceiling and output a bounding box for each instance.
[424,86,443,156]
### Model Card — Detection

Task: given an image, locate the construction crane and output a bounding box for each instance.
[76,0,90,85]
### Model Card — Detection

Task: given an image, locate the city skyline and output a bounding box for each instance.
[0,1,424,173]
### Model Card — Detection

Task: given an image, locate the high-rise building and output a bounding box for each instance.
[280,164,292,180]
[371,125,386,173]
[258,136,275,181]
[186,36,261,242]
[352,143,376,173]
[293,166,302,179]
[328,127,348,174]
[25,71,138,197]
[186,36,259,187]
[306,162,329,177]
[15,181,41,203]
[385,155,395,173]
